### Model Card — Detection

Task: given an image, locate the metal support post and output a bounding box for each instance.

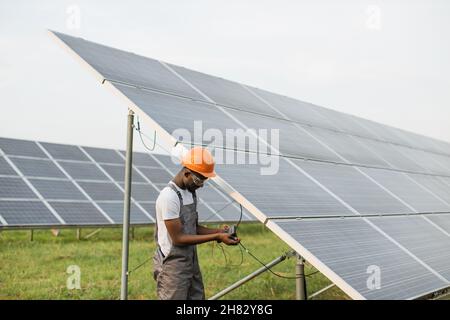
[120,110,134,300]
[296,253,307,300]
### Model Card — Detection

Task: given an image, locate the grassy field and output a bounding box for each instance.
[0,223,348,300]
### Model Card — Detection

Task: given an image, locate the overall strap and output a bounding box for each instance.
[168,182,183,207]
[192,190,197,207]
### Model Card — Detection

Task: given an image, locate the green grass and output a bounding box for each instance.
[0,223,348,300]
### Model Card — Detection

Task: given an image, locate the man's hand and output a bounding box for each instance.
[217,233,240,246]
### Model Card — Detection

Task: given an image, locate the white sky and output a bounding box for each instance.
[1,0,449,153]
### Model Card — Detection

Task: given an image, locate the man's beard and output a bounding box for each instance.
[187,182,199,193]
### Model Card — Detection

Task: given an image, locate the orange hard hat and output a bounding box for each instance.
[181,147,216,178]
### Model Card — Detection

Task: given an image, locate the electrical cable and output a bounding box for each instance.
[239,241,319,279]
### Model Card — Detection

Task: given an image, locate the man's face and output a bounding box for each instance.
[184,169,208,193]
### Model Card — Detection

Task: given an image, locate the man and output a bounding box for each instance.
[153,147,240,300]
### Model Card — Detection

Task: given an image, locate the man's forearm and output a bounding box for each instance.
[174,232,220,245]
[197,224,223,235]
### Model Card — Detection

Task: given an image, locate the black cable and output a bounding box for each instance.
[236,204,243,228]
[239,241,318,279]
[135,116,156,151]
[128,257,152,275]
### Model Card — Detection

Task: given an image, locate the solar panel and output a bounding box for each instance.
[51,31,205,101]
[0,200,60,225]
[40,142,90,161]
[137,167,172,184]
[97,202,152,224]
[168,63,282,118]
[427,214,450,233]
[369,216,450,279]
[305,127,389,167]
[0,177,37,199]
[119,151,160,167]
[76,181,124,201]
[0,156,17,176]
[57,161,109,181]
[28,178,87,200]
[360,167,450,213]
[49,202,111,225]
[100,164,146,183]
[244,85,341,130]
[122,183,159,202]
[51,32,450,299]
[215,157,354,218]
[81,146,124,164]
[0,137,47,158]
[270,217,448,299]
[294,160,412,215]
[0,136,248,228]
[10,158,66,178]
[356,138,428,173]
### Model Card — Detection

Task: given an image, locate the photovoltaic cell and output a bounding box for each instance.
[111,84,250,151]
[0,138,46,158]
[398,148,449,176]
[137,167,172,184]
[136,202,156,220]
[40,142,90,161]
[427,214,450,234]
[294,160,412,215]
[369,215,450,281]
[0,136,248,227]
[119,151,160,167]
[273,218,447,299]
[58,161,109,181]
[77,181,124,201]
[216,156,353,217]
[82,146,124,164]
[0,156,17,176]
[168,63,282,118]
[196,184,232,203]
[0,200,60,225]
[196,202,221,222]
[407,174,450,205]
[52,31,205,101]
[0,177,37,199]
[10,158,65,178]
[199,201,251,222]
[97,202,151,224]
[305,127,389,167]
[313,109,377,139]
[151,154,181,170]
[100,164,145,182]
[49,201,111,225]
[357,139,428,173]
[119,183,159,201]
[29,179,87,200]
[226,109,343,161]
[245,86,341,130]
[360,167,450,213]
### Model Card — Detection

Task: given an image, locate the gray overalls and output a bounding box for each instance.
[153,183,205,300]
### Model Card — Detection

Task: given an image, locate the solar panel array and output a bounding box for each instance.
[0,137,252,228]
[51,31,450,299]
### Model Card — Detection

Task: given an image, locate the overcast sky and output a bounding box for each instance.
[1,0,449,153]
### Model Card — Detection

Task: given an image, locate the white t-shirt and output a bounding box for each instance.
[156,181,194,256]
